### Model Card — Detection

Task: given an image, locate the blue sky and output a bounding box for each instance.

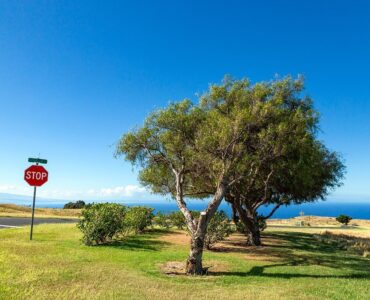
[0,1,369,202]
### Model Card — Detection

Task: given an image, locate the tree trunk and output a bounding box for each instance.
[186,235,205,275]
[185,183,226,275]
[173,172,226,275]
[247,219,261,246]
[234,201,262,246]
[230,202,240,227]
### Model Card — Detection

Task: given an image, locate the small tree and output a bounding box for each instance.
[169,211,186,229]
[204,210,232,250]
[154,212,171,229]
[124,206,154,234]
[77,203,126,245]
[336,214,352,226]
[64,200,86,209]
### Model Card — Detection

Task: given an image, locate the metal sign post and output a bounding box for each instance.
[30,185,37,240]
[24,158,48,241]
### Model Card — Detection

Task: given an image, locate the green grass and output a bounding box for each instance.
[1,224,370,299]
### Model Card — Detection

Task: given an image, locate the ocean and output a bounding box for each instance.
[3,200,370,220]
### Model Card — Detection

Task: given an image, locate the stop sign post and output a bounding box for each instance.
[24,158,48,240]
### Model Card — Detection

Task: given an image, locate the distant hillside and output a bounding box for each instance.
[0,193,67,205]
[0,203,80,218]
[0,193,33,201]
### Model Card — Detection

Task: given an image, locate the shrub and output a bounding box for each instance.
[64,200,86,209]
[154,212,171,229]
[336,214,352,226]
[77,203,126,246]
[124,206,154,234]
[168,211,186,230]
[204,210,232,249]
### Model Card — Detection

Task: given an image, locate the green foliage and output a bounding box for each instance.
[64,200,86,209]
[336,214,353,226]
[153,212,171,229]
[116,75,345,251]
[168,211,186,229]
[204,210,233,249]
[77,203,126,246]
[124,206,154,234]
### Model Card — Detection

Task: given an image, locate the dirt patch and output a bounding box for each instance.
[161,260,230,276]
[210,233,284,262]
[160,230,190,246]
[161,231,284,262]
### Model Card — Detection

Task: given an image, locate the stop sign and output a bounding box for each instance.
[24,165,48,187]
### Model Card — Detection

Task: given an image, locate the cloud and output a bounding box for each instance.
[0,183,148,200]
[0,184,31,195]
[99,185,147,197]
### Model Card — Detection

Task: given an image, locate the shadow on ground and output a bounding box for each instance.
[209,231,370,278]
[98,229,171,251]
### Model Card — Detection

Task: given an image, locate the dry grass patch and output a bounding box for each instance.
[160,230,191,246]
[268,215,370,229]
[0,203,80,219]
[315,230,370,257]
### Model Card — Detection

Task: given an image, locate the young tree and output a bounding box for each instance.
[204,210,232,249]
[336,214,352,226]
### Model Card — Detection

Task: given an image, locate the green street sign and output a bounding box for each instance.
[28,158,48,164]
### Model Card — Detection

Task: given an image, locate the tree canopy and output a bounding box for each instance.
[116,75,345,272]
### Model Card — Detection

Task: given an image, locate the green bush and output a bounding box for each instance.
[77,203,126,246]
[64,200,86,209]
[336,214,352,226]
[168,211,186,229]
[204,210,232,249]
[124,206,154,234]
[153,212,171,229]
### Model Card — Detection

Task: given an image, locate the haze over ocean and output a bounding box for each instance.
[2,199,370,220]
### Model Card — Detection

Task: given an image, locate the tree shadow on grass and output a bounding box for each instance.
[210,231,370,278]
[97,230,171,252]
[211,266,370,279]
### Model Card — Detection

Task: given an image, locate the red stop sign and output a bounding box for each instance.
[24,165,48,187]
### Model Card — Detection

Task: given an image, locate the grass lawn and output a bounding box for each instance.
[1,224,370,300]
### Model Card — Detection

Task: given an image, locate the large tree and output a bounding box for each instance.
[223,78,345,245]
[116,75,344,272]
[116,90,254,274]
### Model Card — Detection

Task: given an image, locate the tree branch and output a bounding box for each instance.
[261,202,283,220]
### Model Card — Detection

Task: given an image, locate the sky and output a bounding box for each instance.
[0,0,369,203]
